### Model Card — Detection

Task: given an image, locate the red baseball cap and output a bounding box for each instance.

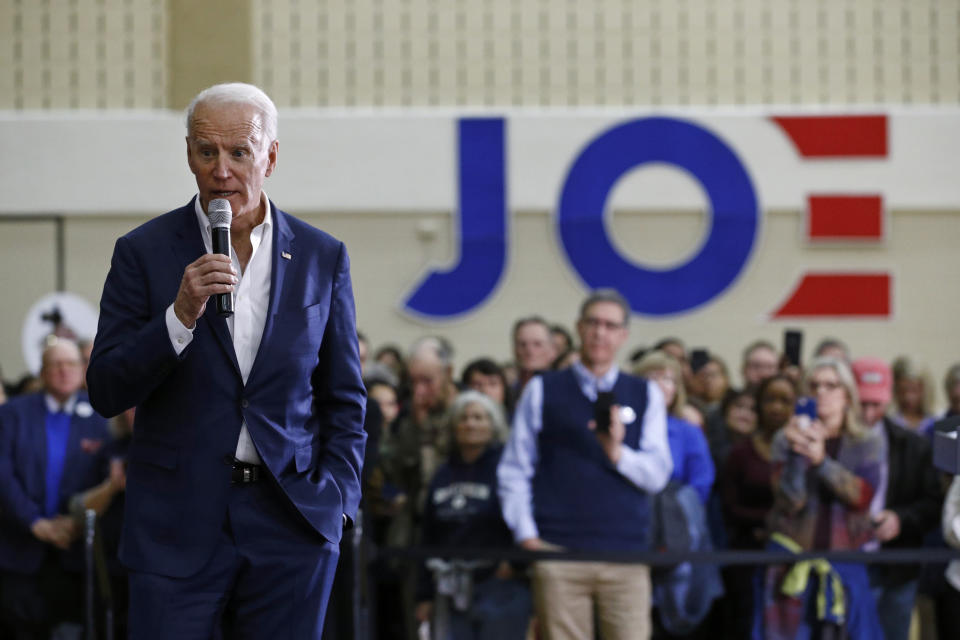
[852,357,892,405]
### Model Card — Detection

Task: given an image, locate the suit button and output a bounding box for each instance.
[241,399,249,409]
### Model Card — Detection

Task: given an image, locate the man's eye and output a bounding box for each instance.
[233,149,248,158]
[200,149,215,157]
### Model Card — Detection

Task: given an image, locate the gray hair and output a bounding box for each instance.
[450,390,509,444]
[185,83,278,145]
[409,335,454,368]
[41,336,81,370]
[813,337,850,363]
[579,289,631,326]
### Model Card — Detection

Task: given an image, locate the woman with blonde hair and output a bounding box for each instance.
[634,351,714,504]
[753,357,883,640]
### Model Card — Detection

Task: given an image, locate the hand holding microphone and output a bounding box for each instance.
[173,199,237,328]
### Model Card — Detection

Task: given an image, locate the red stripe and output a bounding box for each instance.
[772,273,891,317]
[808,195,884,239]
[772,115,888,157]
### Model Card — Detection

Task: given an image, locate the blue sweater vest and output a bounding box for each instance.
[533,369,652,551]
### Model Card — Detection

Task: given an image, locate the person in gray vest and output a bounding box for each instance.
[498,289,673,640]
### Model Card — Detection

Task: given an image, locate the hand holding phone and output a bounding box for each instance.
[794,396,817,431]
[594,391,615,434]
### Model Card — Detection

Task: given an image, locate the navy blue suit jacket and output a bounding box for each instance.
[86,199,367,578]
[0,392,109,574]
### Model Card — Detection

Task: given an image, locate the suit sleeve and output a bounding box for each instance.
[311,242,367,523]
[86,236,185,418]
[0,406,42,531]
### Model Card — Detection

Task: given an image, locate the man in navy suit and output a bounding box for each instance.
[0,338,109,638]
[86,83,367,638]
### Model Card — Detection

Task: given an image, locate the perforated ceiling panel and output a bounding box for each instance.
[1,0,166,109]
[252,0,959,107]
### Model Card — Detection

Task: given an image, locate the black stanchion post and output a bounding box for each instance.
[352,508,364,640]
[84,509,97,640]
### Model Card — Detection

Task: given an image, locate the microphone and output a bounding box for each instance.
[207,199,234,317]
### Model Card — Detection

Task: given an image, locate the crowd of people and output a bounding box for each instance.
[356,291,960,640]
[3,290,960,639]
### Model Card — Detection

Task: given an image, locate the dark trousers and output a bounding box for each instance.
[0,552,81,640]
[128,478,340,640]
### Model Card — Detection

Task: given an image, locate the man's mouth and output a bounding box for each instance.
[212,191,236,198]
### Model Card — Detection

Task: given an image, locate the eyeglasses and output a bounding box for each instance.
[809,380,842,393]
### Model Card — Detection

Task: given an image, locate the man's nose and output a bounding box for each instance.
[213,155,230,178]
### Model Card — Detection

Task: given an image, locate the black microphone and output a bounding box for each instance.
[207,199,234,317]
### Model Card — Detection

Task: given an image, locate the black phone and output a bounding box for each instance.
[784,329,803,368]
[594,391,616,434]
[690,348,709,374]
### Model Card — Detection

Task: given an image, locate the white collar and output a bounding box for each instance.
[44,393,77,415]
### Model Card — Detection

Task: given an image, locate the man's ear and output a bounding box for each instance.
[185,137,198,175]
[265,139,279,177]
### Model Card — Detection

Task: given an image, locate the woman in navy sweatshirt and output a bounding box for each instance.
[414,390,531,640]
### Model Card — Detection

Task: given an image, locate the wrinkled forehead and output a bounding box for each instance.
[189,102,267,146]
[42,343,81,368]
[582,300,627,324]
[809,366,841,383]
[747,346,778,363]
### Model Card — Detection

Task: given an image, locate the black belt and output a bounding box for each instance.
[230,459,263,484]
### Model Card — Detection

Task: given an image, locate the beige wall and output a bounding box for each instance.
[3,208,959,412]
[2,0,959,413]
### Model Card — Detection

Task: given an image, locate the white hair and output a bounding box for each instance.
[450,390,509,444]
[185,83,278,144]
[408,335,454,368]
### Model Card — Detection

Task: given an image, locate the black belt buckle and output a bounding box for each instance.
[230,460,262,484]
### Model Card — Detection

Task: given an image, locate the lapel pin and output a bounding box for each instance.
[281,251,292,260]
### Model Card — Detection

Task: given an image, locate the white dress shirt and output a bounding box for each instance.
[44,393,78,415]
[164,194,273,464]
[497,361,673,543]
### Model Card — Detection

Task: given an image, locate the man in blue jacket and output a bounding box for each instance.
[0,338,109,637]
[86,83,366,639]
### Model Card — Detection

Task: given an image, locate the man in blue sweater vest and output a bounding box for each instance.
[498,289,673,640]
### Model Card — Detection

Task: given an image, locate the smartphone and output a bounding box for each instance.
[594,391,616,434]
[795,396,817,430]
[690,348,710,374]
[784,329,803,368]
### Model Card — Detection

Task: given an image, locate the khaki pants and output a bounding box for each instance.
[532,560,651,640]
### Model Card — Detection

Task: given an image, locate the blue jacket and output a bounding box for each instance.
[86,199,367,578]
[652,481,724,634]
[0,392,109,574]
[417,445,514,601]
[667,415,715,504]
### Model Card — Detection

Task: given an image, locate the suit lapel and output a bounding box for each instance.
[249,203,295,378]
[172,199,240,375]
[29,395,47,494]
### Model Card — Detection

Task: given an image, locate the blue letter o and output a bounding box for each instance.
[558,117,759,316]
